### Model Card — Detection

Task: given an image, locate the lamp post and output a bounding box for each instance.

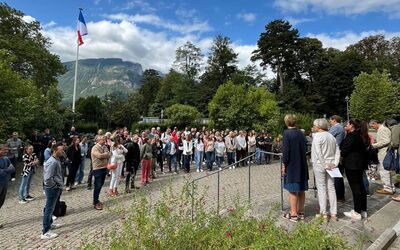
[345,95,350,121]
[160,109,164,124]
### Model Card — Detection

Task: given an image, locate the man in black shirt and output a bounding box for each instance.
[124,135,141,193]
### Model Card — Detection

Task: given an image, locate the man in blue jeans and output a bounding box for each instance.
[41,143,64,239]
[91,135,111,210]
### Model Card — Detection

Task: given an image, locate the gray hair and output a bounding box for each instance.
[313,118,329,131]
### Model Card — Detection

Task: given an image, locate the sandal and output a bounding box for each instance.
[283,213,298,222]
[298,212,305,220]
[392,196,400,202]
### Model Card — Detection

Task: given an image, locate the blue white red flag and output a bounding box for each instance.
[77,10,88,46]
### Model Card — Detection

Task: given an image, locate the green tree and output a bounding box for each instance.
[251,19,299,92]
[75,96,104,124]
[173,41,203,80]
[350,70,396,121]
[0,3,65,91]
[165,104,201,128]
[196,35,238,114]
[139,69,161,116]
[208,81,279,130]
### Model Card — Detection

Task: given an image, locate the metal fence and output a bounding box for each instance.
[189,151,283,221]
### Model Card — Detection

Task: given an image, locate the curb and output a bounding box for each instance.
[367,205,400,250]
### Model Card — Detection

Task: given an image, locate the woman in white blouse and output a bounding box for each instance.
[183,134,193,173]
[311,118,340,221]
[109,136,127,196]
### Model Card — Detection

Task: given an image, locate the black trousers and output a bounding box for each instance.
[10,157,17,179]
[0,184,8,209]
[345,169,367,213]
[157,154,163,172]
[125,161,139,188]
[334,164,345,200]
[87,162,93,187]
[66,162,79,187]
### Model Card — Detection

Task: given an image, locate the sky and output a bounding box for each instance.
[5,0,400,74]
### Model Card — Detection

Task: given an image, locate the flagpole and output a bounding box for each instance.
[72,38,79,113]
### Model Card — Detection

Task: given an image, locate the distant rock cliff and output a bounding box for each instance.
[58,58,143,100]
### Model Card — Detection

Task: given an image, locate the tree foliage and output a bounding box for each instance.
[173,41,203,80]
[208,81,279,130]
[350,70,397,121]
[165,104,201,128]
[0,3,65,91]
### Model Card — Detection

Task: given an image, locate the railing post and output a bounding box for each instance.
[248,155,251,204]
[280,156,284,211]
[191,180,195,222]
[217,170,220,215]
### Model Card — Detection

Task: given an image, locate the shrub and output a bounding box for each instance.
[75,122,99,134]
[80,182,349,250]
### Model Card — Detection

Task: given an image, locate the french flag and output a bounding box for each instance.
[77,9,88,46]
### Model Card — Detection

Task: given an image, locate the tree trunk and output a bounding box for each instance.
[277,64,284,93]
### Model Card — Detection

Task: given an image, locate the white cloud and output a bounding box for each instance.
[115,0,157,13]
[22,15,36,23]
[106,13,212,34]
[43,21,57,29]
[306,30,400,51]
[237,12,257,23]
[286,17,316,25]
[274,0,400,17]
[42,19,216,73]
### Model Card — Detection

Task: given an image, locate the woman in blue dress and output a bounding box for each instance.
[282,114,309,222]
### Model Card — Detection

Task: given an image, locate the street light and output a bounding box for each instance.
[345,95,350,121]
[160,109,164,123]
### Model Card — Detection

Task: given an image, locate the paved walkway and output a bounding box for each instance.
[0,159,396,249]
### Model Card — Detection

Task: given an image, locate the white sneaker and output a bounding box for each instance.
[361,211,368,219]
[219,167,222,170]
[229,166,232,169]
[196,169,200,173]
[11,178,16,182]
[51,223,62,229]
[343,210,362,220]
[232,166,236,169]
[200,169,204,172]
[19,200,28,204]
[74,182,78,186]
[52,215,57,221]
[41,231,58,240]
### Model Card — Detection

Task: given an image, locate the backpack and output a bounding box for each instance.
[383,146,400,173]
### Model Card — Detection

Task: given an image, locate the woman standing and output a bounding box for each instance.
[182,135,193,173]
[282,114,309,222]
[215,136,226,170]
[341,119,368,220]
[247,131,256,163]
[205,135,215,171]
[19,145,39,203]
[194,135,204,172]
[66,137,82,191]
[75,136,88,185]
[311,119,340,221]
[109,137,128,196]
[155,135,164,174]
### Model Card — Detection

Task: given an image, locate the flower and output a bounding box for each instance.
[225,231,232,238]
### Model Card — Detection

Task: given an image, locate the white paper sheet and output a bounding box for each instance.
[326,168,343,178]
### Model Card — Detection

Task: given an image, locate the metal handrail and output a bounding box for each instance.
[190,150,283,221]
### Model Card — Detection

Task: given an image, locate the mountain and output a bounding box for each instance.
[58,58,143,101]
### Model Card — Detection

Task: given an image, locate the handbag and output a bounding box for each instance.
[383,146,400,173]
[107,162,118,170]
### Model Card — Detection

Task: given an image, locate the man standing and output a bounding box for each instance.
[0,144,15,229]
[225,131,237,168]
[124,135,141,192]
[91,135,111,210]
[389,120,400,201]
[41,143,64,239]
[370,120,394,194]
[329,115,346,201]
[264,133,273,164]
[7,132,22,181]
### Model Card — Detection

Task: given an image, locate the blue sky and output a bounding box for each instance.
[5,0,400,74]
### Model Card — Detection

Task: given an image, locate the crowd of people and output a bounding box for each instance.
[0,126,281,239]
[0,114,399,239]
[281,114,400,223]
